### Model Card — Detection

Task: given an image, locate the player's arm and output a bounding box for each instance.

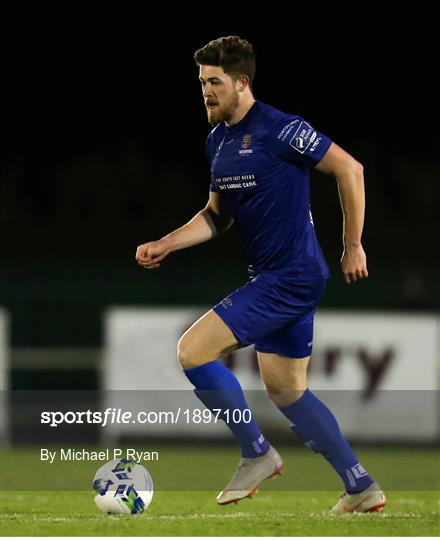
[315,142,368,284]
[135,191,233,270]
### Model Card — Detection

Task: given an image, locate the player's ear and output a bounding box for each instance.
[237,75,249,91]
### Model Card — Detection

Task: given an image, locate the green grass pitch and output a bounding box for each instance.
[1,490,439,536]
[1,445,439,536]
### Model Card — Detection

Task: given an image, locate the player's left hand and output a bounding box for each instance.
[340,244,368,284]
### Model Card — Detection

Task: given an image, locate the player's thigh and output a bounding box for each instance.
[177,309,240,369]
[255,307,314,405]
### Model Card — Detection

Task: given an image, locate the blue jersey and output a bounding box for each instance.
[206,101,331,280]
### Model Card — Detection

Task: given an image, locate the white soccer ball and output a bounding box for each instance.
[93,458,154,515]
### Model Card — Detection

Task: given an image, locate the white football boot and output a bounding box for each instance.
[216,445,283,505]
[330,481,387,514]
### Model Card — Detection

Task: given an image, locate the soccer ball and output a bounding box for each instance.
[93,458,154,515]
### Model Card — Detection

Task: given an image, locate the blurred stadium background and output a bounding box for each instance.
[0,17,439,535]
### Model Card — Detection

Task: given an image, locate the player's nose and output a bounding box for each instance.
[203,83,213,98]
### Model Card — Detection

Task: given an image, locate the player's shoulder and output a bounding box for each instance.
[256,101,301,134]
[260,101,332,165]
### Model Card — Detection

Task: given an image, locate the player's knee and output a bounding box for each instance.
[267,388,305,407]
[177,336,192,369]
[177,335,204,370]
[265,377,306,407]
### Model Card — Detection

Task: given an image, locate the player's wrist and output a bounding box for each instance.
[343,240,362,250]
[160,235,176,252]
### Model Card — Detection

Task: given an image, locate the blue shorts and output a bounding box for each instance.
[213,273,327,358]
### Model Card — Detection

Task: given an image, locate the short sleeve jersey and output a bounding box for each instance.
[206,101,331,280]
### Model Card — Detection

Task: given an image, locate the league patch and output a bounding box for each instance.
[289,121,317,154]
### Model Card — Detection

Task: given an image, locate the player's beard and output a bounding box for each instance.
[206,90,240,125]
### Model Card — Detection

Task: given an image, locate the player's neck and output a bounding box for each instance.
[226,96,256,127]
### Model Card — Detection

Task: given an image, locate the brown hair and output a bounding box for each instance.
[194,35,256,87]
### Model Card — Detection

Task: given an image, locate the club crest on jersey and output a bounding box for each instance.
[241,134,252,148]
[239,134,253,156]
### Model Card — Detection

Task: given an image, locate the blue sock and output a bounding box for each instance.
[184,361,269,458]
[279,389,374,493]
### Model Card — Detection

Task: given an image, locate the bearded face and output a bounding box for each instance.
[205,89,240,125]
[199,65,241,126]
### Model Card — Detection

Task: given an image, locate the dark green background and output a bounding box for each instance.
[2,18,438,350]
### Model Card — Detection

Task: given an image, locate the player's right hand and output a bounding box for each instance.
[135,238,172,270]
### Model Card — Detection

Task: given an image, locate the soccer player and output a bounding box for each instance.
[135,36,386,514]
